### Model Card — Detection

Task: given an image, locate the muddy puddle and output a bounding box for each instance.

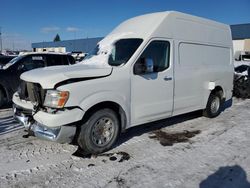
[72,150,130,163]
[149,129,201,146]
[99,151,130,162]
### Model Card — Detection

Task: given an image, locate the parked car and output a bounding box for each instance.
[13,11,234,154]
[0,53,75,107]
[69,52,87,63]
[234,51,250,61]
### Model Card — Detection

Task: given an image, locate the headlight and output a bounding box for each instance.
[43,90,69,108]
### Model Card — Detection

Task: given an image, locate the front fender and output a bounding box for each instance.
[79,91,130,127]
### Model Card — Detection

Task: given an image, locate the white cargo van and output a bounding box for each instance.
[13,11,234,154]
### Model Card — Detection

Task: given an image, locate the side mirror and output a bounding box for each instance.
[144,58,154,73]
[134,58,154,75]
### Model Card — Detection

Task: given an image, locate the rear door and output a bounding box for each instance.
[131,39,174,125]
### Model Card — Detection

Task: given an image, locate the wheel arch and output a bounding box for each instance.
[204,85,224,108]
[81,101,128,133]
[211,85,224,99]
[203,85,224,118]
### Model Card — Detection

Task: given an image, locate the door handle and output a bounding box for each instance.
[164,76,172,81]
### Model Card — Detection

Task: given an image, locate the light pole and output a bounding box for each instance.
[73,31,76,52]
[0,27,2,54]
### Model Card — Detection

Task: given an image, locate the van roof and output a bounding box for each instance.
[110,11,232,47]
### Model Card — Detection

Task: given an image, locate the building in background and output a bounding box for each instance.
[32,37,103,53]
[32,24,250,59]
[231,24,250,59]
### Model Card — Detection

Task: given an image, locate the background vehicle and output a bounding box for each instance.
[13,11,234,154]
[233,51,250,98]
[234,51,250,61]
[0,53,75,107]
[69,52,87,63]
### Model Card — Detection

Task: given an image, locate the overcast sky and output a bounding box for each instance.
[1,0,250,50]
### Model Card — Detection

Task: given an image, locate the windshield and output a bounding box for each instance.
[84,38,143,67]
[108,39,143,66]
[2,55,23,69]
[85,45,101,60]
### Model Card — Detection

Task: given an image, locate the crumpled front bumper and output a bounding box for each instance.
[13,105,78,143]
[13,92,84,143]
[13,105,33,129]
[13,106,79,143]
[30,122,76,143]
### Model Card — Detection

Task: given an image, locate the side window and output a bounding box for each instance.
[134,40,170,74]
[108,39,143,66]
[62,56,69,65]
[67,56,75,64]
[47,55,63,66]
[18,56,45,71]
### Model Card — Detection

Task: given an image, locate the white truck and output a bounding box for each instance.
[13,11,234,154]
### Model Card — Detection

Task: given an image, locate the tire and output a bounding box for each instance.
[77,108,120,154]
[203,92,222,118]
[0,89,5,108]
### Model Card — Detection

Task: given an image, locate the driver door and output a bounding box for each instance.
[131,39,174,125]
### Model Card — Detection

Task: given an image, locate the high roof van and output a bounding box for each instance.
[13,11,234,154]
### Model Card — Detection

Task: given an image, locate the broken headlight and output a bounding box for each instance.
[43,90,69,108]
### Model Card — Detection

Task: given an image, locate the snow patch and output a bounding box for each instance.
[80,32,133,68]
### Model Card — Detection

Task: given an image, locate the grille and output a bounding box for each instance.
[18,81,45,105]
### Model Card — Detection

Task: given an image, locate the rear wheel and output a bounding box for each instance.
[203,92,222,118]
[77,108,120,154]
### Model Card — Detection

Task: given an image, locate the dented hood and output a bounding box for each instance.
[21,64,112,89]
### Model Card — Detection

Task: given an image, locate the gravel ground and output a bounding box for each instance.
[0,99,250,188]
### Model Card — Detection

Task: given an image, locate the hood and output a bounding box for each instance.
[21,63,112,89]
[21,32,134,89]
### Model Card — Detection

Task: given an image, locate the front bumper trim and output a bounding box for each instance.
[34,108,84,128]
[31,122,76,143]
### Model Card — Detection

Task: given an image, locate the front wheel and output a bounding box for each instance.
[77,108,120,154]
[203,92,222,118]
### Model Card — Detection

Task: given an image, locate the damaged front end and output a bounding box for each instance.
[13,80,43,129]
[13,81,80,143]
